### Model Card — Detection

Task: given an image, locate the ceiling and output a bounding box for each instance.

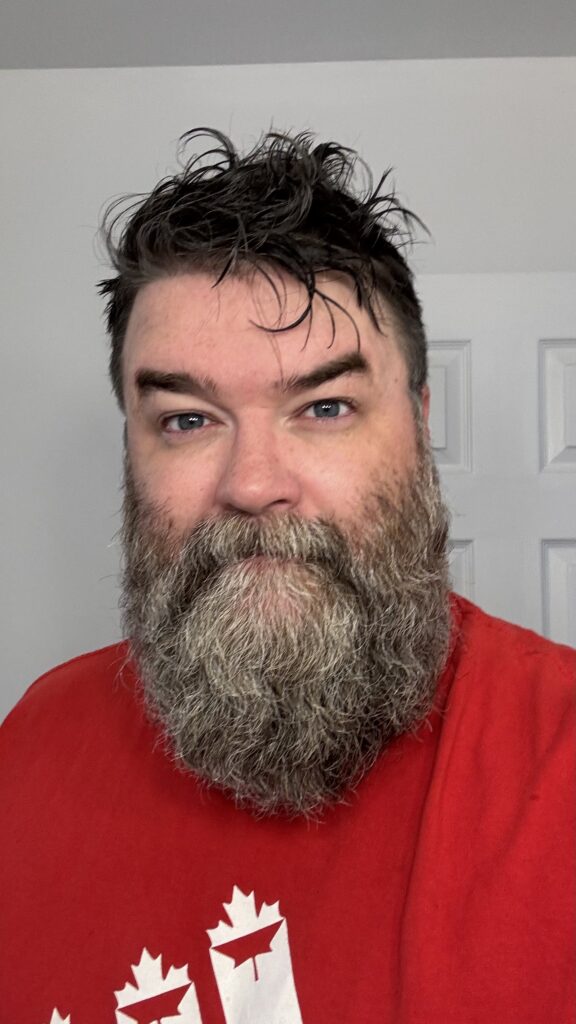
[2,0,576,69]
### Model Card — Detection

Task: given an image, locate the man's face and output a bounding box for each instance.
[120,270,450,817]
[122,272,427,538]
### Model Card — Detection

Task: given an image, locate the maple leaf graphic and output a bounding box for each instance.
[213,920,282,981]
[115,948,201,1024]
[46,1012,71,1024]
[208,889,304,1024]
[207,888,286,984]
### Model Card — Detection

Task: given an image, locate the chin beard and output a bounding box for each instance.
[121,442,452,818]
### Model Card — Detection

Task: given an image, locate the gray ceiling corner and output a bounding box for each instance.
[2,0,576,69]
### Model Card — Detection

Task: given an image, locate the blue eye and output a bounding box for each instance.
[304,400,351,419]
[164,412,208,432]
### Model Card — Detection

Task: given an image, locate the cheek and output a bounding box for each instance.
[386,406,422,472]
[128,448,215,530]
[301,457,379,524]
[338,448,418,523]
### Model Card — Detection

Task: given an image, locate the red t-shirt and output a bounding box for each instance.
[1,596,574,1024]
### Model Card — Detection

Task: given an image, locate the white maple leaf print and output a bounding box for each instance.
[115,948,202,1024]
[207,887,282,950]
[207,889,303,1024]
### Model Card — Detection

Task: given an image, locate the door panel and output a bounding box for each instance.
[421,274,576,646]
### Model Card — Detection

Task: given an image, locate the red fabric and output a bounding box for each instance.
[1,596,574,1024]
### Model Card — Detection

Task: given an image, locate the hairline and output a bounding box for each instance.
[114,260,426,411]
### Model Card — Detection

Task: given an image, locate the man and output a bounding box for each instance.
[1,129,574,1024]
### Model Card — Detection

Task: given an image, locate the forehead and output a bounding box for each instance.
[122,271,404,393]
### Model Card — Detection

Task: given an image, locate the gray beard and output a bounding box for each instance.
[121,441,452,817]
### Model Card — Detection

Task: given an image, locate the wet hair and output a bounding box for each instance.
[98,128,428,408]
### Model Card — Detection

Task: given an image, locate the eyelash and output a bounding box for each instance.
[160,397,357,435]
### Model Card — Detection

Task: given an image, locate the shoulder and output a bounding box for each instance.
[0,643,157,819]
[21,642,129,693]
[448,595,575,748]
[453,593,575,676]
[1,642,136,741]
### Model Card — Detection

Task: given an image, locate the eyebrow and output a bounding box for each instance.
[135,351,371,402]
[135,368,220,401]
[278,351,371,394]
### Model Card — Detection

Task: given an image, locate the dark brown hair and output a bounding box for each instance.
[98,128,428,407]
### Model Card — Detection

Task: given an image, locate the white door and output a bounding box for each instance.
[420,273,576,647]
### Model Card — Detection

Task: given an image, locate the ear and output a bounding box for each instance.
[420,385,431,439]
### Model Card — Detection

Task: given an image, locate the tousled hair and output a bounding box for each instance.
[97,128,428,407]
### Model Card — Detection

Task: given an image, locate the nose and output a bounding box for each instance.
[215,424,302,517]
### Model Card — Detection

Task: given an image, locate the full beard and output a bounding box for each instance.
[121,441,452,817]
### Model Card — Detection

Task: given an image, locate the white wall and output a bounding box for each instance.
[1,58,575,719]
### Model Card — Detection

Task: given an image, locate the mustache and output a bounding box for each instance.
[124,502,356,585]
[171,513,349,574]
[123,467,449,605]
